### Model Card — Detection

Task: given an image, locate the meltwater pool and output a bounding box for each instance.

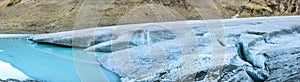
[0,34,120,82]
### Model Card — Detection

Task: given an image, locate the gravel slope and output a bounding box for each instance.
[0,0,299,33]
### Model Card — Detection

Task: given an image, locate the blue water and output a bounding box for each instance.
[0,34,120,82]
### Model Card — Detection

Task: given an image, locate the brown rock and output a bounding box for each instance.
[0,0,21,10]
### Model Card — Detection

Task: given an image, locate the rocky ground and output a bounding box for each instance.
[29,16,300,82]
[0,0,299,33]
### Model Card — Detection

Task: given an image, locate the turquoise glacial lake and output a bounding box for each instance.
[0,34,120,82]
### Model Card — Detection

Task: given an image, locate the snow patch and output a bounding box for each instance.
[0,61,30,80]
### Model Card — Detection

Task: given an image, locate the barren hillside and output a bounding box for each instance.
[0,0,299,33]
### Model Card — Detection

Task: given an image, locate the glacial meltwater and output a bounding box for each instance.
[0,34,120,82]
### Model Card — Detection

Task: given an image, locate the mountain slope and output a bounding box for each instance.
[0,0,299,33]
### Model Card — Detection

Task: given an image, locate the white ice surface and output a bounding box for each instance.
[0,61,30,80]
